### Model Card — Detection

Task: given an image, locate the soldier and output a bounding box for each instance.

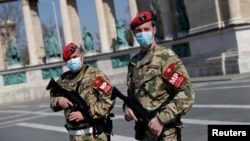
[49,42,115,141]
[123,11,195,141]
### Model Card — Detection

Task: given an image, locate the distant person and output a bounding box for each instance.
[123,11,195,141]
[49,42,115,141]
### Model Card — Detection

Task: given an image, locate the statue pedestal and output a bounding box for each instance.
[7,64,23,70]
[46,57,62,63]
[84,52,98,57]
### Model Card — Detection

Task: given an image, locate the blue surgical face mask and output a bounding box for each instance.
[135,31,153,48]
[66,57,83,72]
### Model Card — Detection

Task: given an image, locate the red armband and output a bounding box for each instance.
[92,76,112,94]
[167,72,186,89]
[163,64,186,89]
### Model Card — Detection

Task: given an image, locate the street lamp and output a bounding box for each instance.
[39,0,62,52]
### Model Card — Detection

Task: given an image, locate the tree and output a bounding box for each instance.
[0,1,64,66]
[0,1,28,65]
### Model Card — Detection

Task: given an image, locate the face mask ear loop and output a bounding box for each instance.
[80,54,84,62]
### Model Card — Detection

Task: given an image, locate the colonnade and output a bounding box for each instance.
[0,0,183,70]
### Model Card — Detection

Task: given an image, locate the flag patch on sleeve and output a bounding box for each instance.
[163,64,176,78]
[92,76,112,94]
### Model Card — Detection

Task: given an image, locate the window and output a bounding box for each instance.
[172,43,190,58]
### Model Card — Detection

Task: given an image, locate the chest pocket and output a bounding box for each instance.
[138,64,160,86]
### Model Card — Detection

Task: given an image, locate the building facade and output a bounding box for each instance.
[0,0,250,105]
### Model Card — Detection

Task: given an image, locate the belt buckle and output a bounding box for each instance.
[69,127,93,135]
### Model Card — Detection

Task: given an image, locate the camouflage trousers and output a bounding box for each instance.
[140,127,179,141]
[69,132,107,141]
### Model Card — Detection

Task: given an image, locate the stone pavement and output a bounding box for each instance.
[1,72,250,107]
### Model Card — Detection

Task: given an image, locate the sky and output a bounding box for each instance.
[37,0,131,48]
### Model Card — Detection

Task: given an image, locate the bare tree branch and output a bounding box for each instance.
[0,1,26,65]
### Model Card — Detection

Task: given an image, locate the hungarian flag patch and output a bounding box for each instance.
[163,64,176,78]
[92,76,112,94]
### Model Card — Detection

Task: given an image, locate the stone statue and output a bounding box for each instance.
[44,31,61,58]
[7,38,20,65]
[116,20,129,46]
[82,27,94,53]
[111,55,130,68]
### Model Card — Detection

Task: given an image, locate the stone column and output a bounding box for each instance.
[186,0,219,34]
[103,0,117,52]
[29,0,45,63]
[136,0,151,11]
[0,41,4,70]
[67,0,82,47]
[225,1,250,73]
[159,0,176,40]
[21,0,44,65]
[227,0,244,25]
[128,0,138,19]
[128,0,139,47]
[59,0,72,44]
[59,0,82,47]
[94,0,110,53]
[0,22,16,70]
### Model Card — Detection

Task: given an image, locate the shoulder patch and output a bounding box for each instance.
[92,76,112,94]
[163,64,176,78]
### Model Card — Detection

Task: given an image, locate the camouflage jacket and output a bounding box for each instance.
[50,65,115,129]
[127,44,195,125]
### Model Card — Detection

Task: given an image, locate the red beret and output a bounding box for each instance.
[130,11,153,30]
[63,42,77,61]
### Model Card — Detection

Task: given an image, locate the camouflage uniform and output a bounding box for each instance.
[127,44,195,141]
[50,65,115,141]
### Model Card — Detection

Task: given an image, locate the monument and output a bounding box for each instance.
[115,20,129,50]
[7,38,21,66]
[82,26,95,54]
[44,31,61,60]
